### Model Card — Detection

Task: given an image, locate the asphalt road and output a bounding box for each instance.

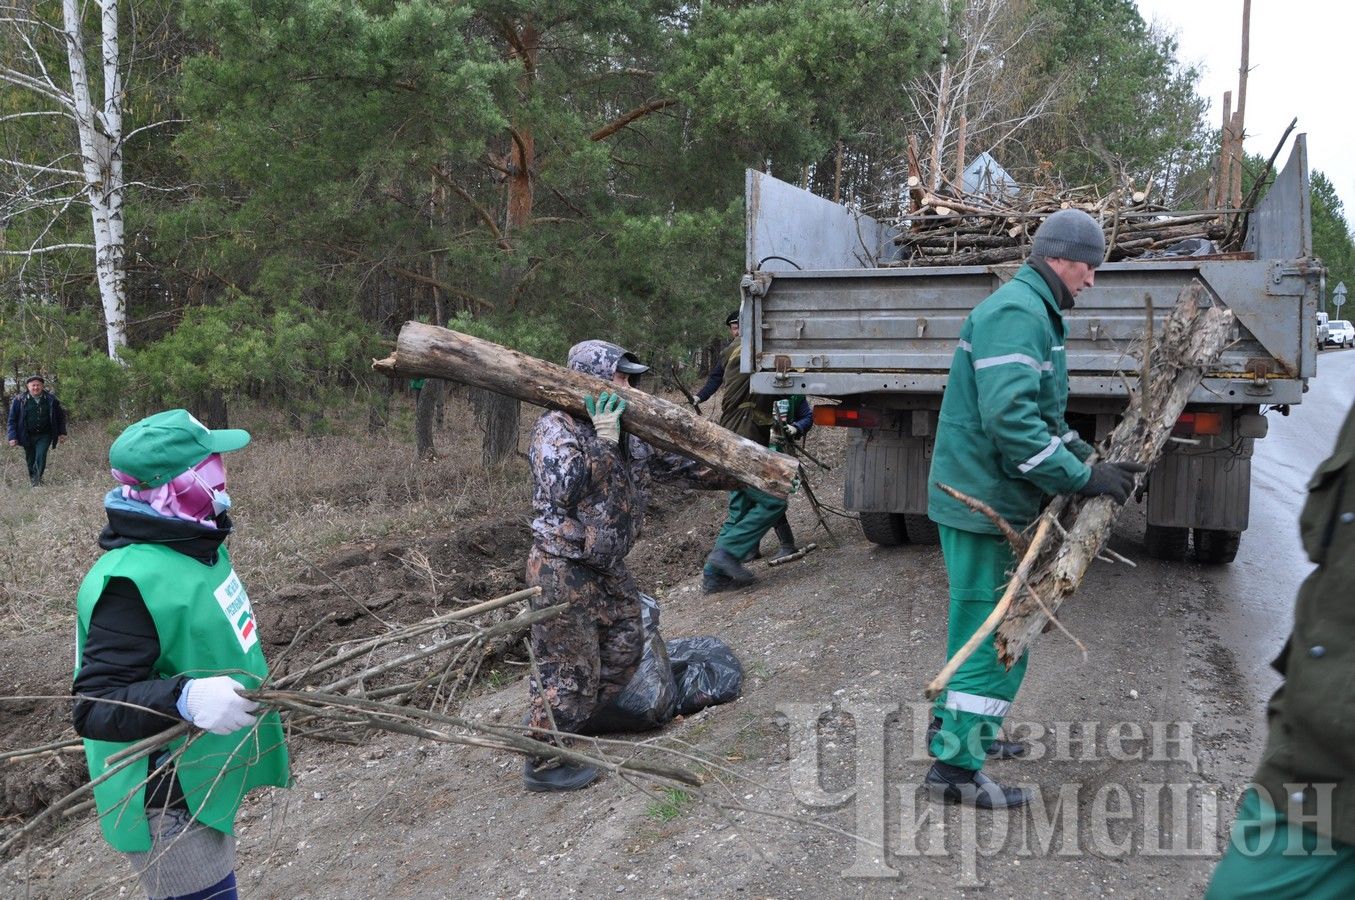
[1218,347,1355,697]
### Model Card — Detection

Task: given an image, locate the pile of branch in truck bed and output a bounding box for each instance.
[889,178,1240,267]
[925,281,1235,698]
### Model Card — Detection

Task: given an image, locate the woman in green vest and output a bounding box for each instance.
[72,409,289,900]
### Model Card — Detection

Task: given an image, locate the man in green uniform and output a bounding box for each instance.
[1206,402,1355,897]
[924,209,1145,808]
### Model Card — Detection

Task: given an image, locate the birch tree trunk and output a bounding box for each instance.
[61,0,127,359]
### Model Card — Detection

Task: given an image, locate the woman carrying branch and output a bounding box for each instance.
[525,340,731,792]
[72,410,288,899]
[923,210,1144,808]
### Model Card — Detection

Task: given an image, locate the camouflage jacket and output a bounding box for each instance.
[529,340,729,571]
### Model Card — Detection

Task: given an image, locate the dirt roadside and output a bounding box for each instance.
[0,427,1267,898]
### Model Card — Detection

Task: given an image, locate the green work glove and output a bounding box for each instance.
[584,391,626,444]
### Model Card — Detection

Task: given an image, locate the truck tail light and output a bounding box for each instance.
[813,404,882,429]
[1173,412,1223,436]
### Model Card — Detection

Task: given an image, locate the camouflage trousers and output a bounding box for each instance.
[525,546,644,746]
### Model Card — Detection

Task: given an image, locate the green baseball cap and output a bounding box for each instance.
[109,409,251,489]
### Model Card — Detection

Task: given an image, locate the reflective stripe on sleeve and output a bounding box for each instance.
[973,352,1052,373]
[957,339,972,352]
[1060,430,1078,443]
[1051,345,1065,352]
[945,690,1012,718]
[1017,435,1063,473]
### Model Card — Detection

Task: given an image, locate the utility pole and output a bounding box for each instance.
[1229,0,1252,210]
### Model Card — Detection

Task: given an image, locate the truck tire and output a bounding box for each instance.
[1143,524,1190,561]
[902,514,940,545]
[1193,529,1241,565]
[860,512,907,546]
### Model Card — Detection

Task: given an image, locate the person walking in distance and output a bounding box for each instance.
[7,374,68,486]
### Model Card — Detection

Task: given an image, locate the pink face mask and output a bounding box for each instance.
[113,453,231,526]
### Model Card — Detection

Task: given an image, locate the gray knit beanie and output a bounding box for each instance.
[1030,209,1105,267]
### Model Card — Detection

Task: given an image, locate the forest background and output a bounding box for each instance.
[3,0,1353,461]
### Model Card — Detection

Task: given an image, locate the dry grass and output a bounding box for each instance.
[0,392,533,635]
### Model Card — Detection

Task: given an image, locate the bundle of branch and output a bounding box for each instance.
[889,175,1241,268]
[0,684,704,857]
[373,322,798,498]
[272,586,549,704]
[925,281,1233,699]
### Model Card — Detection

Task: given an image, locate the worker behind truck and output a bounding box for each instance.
[1206,401,1355,897]
[699,311,813,592]
[694,307,812,566]
[923,209,1145,808]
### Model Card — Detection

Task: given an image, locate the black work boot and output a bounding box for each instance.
[524,757,600,793]
[924,761,1030,809]
[768,519,797,560]
[741,546,763,563]
[926,716,1028,760]
[704,547,757,585]
[702,569,735,595]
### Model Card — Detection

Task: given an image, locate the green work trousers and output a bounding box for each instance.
[24,433,52,485]
[929,523,1028,771]
[1206,788,1355,899]
[710,488,788,564]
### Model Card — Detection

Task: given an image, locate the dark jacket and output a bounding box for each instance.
[7,390,67,447]
[1251,402,1355,842]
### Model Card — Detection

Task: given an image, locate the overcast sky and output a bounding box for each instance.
[1134,0,1355,220]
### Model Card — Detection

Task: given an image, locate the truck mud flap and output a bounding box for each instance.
[844,431,931,518]
[1146,446,1252,532]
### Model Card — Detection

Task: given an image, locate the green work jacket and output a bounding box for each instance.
[1252,402,1355,843]
[927,263,1091,533]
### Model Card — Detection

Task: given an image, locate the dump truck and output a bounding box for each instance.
[740,137,1322,564]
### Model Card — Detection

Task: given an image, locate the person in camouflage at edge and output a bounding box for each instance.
[524,339,732,792]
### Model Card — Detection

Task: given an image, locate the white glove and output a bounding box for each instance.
[584,391,626,444]
[784,424,800,439]
[183,676,259,735]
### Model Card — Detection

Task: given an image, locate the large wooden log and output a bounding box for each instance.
[372,321,799,498]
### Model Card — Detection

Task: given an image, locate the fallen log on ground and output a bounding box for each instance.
[373,322,798,498]
[925,281,1233,698]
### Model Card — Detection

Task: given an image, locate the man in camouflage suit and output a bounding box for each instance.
[525,339,730,792]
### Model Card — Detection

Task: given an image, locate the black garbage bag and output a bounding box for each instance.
[667,636,744,715]
[580,594,679,733]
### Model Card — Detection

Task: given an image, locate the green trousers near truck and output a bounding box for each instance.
[928,524,1029,771]
[1206,788,1355,899]
[708,488,788,565]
